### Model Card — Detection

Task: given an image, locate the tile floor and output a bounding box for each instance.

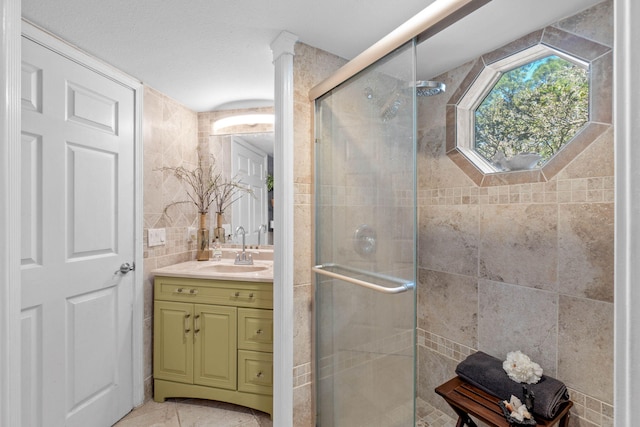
[113,399,273,427]
[113,398,455,427]
[416,399,457,427]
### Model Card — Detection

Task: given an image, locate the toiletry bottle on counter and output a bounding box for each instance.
[212,239,222,261]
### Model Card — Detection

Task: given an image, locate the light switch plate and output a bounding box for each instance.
[148,228,166,247]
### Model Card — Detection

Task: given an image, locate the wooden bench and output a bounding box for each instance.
[435,376,573,427]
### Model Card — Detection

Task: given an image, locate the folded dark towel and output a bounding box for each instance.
[455,351,570,419]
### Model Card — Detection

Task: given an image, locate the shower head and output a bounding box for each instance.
[416,80,446,96]
[379,80,446,121]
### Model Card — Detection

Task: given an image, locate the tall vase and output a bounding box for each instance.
[196,212,210,261]
[214,212,226,243]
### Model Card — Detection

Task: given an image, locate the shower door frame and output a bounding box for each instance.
[307,2,495,426]
[313,37,419,426]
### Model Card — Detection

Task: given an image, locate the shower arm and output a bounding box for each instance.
[312,263,415,294]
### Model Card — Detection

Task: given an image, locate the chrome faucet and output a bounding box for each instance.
[234,226,253,265]
[257,224,267,247]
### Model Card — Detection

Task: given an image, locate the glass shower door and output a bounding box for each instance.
[315,41,417,427]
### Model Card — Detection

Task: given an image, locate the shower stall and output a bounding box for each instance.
[314,42,418,426]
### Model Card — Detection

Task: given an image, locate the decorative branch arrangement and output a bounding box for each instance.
[211,176,252,215]
[159,154,252,217]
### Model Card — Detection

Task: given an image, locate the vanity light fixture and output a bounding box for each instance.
[212,113,274,134]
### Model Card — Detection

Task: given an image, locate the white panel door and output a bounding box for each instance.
[232,138,268,245]
[20,37,135,427]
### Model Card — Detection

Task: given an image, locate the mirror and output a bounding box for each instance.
[210,129,274,246]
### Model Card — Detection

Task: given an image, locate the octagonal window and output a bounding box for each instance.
[474,54,589,171]
[446,26,611,186]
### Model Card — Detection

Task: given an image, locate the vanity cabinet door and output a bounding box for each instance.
[154,301,194,384]
[194,304,237,390]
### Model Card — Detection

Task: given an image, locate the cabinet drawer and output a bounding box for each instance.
[238,350,273,396]
[238,308,273,352]
[154,277,272,309]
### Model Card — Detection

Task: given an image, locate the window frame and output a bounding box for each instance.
[446,27,612,186]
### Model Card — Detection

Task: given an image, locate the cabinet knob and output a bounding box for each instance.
[249,292,254,298]
[233,291,240,297]
[256,371,263,378]
[176,288,185,293]
[256,329,263,335]
[189,288,198,294]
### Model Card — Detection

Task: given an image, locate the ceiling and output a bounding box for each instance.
[22,0,604,113]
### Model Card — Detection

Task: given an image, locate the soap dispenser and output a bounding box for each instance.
[212,238,222,261]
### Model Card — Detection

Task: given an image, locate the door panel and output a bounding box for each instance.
[20,132,42,267]
[66,82,119,134]
[66,287,117,411]
[20,36,135,427]
[21,306,43,427]
[232,138,267,245]
[67,143,117,257]
[21,61,43,112]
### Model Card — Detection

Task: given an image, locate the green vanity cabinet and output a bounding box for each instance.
[153,275,273,416]
[153,300,194,384]
[154,301,237,389]
[194,304,238,390]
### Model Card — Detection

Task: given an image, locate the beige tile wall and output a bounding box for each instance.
[416,2,614,426]
[292,42,347,426]
[142,86,200,399]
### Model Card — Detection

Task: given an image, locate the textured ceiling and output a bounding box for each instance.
[22,0,604,112]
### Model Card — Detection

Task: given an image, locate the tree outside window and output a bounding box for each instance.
[474,55,589,170]
[446,27,611,186]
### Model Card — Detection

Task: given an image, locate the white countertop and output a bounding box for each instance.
[152,257,273,283]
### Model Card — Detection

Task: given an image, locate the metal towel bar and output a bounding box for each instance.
[312,263,415,294]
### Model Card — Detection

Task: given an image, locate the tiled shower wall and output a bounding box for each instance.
[416,2,614,427]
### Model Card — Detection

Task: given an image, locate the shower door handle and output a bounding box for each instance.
[312,263,414,294]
